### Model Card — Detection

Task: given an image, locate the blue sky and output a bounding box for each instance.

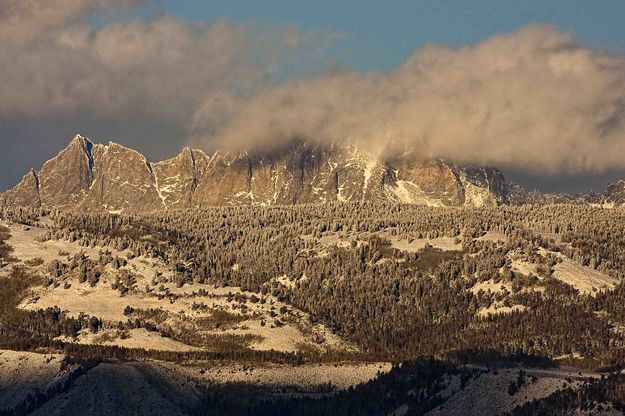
[162,0,625,73]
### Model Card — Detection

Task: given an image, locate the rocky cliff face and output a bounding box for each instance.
[575,180,625,207]
[192,142,389,206]
[601,181,625,206]
[382,157,514,207]
[79,142,164,213]
[1,134,517,212]
[1,169,41,207]
[37,135,94,209]
[153,147,210,209]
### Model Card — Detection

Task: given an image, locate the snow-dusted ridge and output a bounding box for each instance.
[1,134,523,212]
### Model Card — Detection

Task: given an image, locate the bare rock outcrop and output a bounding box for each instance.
[1,134,517,212]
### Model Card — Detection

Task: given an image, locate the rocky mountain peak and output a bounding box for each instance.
[70,133,88,144]
[36,134,96,209]
[1,134,522,212]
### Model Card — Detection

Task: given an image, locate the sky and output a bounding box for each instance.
[162,0,625,74]
[1,0,625,193]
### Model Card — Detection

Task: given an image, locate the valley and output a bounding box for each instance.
[2,201,625,414]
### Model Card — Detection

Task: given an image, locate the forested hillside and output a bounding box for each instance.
[3,203,625,414]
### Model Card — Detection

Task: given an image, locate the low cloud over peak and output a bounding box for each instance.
[191,25,625,176]
[1,1,625,191]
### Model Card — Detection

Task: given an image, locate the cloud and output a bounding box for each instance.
[0,15,269,124]
[0,0,141,43]
[191,25,625,175]
[0,1,343,190]
[1,1,624,178]
[0,1,338,140]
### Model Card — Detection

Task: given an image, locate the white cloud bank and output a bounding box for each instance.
[1,1,625,175]
[0,0,269,122]
[191,26,625,175]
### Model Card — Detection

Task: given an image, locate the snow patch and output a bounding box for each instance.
[363,155,378,190]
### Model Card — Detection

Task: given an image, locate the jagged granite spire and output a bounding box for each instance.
[1,135,519,212]
[38,134,95,209]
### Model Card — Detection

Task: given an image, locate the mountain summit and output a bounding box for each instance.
[1,134,518,212]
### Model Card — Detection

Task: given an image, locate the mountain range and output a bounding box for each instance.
[1,134,622,212]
